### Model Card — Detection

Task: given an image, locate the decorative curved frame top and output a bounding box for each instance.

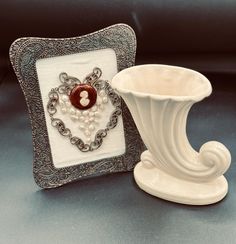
[9,24,145,188]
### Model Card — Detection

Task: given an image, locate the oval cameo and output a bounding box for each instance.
[69,84,97,110]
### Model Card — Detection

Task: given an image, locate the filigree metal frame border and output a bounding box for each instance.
[9,24,145,188]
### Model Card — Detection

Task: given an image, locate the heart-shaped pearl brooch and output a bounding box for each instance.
[47,68,122,152]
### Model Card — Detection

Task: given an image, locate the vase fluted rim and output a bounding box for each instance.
[112,64,212,102]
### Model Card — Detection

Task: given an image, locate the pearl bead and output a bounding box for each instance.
[89,117,94,122]
[89,112,94,117]
[59,100,65,106]
[76,110,81,116]
[102,96,108,104]
[85,130,91,136]
[65,101,71,107]
[79,124,85,130]
[94,119,99,124]
[86,138,91,144]
[62,94,69,102]
[96,97,102,105]
[91,105,97,112]
[70,108,76,115]
[99,90,106,97]
[70,115,78,120]
[88,124,95,131]
[82,110,89,116]
[61,106,67,113]
[94,112,100,117]
[84,119,89,124]
[79,116,85,121]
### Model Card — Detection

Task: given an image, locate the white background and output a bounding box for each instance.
[36,48,126,168]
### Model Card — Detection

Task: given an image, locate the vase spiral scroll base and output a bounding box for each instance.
[134,151,228,205]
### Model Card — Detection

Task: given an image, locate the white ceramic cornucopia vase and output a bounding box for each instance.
[112,64,231,205]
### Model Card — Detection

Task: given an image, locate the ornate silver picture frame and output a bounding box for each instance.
[9,24,145,188]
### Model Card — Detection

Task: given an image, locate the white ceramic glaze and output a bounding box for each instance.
[112,64,231,205]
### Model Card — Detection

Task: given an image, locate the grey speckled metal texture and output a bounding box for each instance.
[9,24,145,189]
